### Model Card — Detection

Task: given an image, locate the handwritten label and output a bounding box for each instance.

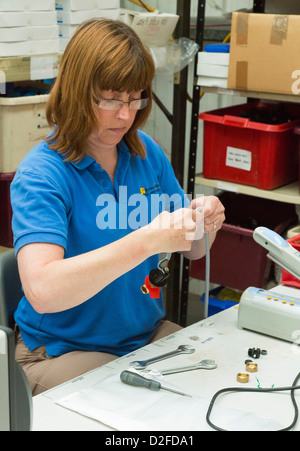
[226,146,252,171]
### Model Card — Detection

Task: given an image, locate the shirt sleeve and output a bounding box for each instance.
[10,170,70,254]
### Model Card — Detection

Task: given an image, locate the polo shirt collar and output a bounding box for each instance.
[68,140,131,172]
[69,154,96,170]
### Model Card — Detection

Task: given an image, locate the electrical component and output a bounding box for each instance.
[239,227,300,342]
[239,287,300,342]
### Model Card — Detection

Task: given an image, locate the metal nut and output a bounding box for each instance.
[237,372,249,383]
[246,362,258,373]
[141,284,149,294]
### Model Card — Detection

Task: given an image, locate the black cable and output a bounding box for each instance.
[152,92,173,125]
[206,371,300,431]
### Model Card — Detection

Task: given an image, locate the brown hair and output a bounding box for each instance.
[46,18,155,160]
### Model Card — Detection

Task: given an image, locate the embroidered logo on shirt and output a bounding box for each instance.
[139,184,161,196]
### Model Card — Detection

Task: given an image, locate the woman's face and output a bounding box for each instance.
[88,90,143,151]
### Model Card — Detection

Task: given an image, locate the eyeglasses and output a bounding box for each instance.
[97,97,149,111]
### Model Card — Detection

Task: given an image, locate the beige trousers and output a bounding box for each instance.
[15,320,182,396]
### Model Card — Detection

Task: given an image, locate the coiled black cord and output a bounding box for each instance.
[206,371,300,431]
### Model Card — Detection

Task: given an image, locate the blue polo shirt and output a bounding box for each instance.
[11,130,187,356]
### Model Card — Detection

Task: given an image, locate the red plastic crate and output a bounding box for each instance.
[281,234,300,287]
[200,102,300,190]
[294,126,300,193]
[190,192,297,291]
[0,173,14,248]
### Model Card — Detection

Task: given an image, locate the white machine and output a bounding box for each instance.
[238,227,300,342]
[0,326,32,431]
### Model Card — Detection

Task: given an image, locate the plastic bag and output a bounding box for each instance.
[149,37,199,74]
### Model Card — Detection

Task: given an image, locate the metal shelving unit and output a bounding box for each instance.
[170,0,300,326]
[195,176,300,205]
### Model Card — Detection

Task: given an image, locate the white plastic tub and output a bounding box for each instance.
[0,94,51,173]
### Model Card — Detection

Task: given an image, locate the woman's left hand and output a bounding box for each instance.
[190,195,225,234]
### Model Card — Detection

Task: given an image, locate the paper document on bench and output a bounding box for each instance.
[56,373,282,431]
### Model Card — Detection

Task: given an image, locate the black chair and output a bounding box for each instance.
[0,249,22,329]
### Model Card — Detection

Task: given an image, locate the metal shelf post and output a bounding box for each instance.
[165,0,191,323]
[179,0,206,326]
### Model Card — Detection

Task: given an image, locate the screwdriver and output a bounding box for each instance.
[120,370,191,397]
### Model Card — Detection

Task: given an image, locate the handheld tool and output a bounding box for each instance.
[253,226,300,280]
[141,206,205,300]
[157,359,217,375]
[120,370,191,397]
[140,253,171,298]
[130,344,195,369]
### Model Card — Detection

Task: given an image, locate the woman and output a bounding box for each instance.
[11,19,225,395]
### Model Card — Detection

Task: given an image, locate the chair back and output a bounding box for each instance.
[0,250,22,329]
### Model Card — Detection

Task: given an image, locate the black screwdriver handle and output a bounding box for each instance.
[120,370,161,391]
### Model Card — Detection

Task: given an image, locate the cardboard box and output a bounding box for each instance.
[0,11,58,27]
[228,12,300,96]
[0,25,59,42]
[55,0,120,10]
[58,9,121,50]
[197,63,228,78]
[59,17,120,37]
[0,40,60,57]
[197,76,228,88]
[57,8,120,25]
[197,51,230,67]
[0,0,55,10]
[59,37,70,52]
[120,10,179,46]
[58,24,78,38]
[0,54,62,82]
[197,51,229,88]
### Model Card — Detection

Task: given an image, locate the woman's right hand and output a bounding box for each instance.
[145,208,199,254]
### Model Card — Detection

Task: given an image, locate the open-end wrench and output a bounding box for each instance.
[130,345,195,370]
[158,359,217,375]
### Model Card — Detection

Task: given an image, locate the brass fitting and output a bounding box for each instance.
[237,373,249,383]
[246,362,258,373]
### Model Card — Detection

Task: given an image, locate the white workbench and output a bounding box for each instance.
[32,285,300,432]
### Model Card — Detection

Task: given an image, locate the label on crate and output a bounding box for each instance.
[225,146,252,171]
